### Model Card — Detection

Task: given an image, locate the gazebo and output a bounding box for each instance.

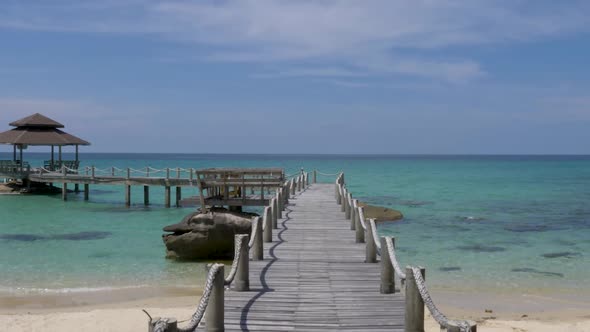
[0,113,90,178]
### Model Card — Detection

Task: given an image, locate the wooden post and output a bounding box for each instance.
[165,186,171,208]
[272,197,278,229]
[91,166,95,179]
[356,206,365,243]
[313,170,317,183]
[305,172,309,186]
[252,217,263,261]
[351,200,357,231]
[111,167,115,176]
[345,193,352,219]
[125,185,131,206]
[297,176,302,191]
[276,191,282,219]
[235,235,250,291]
[380,237,395,294]
[290,179,295,196]
[340,187,346,212]
[84,184,89,201]
[206,264,224,332]
[175,187,181,207]
[366,219,377,263]
[62,183,68,201]
[144,186,150,206]
[263,207,272,243]
[405,266,425,332]
[336,184,342,204]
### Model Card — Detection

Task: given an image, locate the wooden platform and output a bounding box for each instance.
[211,183,405,331]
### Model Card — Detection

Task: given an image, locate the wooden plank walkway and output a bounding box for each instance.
[212,183,405,331]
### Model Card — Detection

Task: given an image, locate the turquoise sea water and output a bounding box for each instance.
[0,153,589,299]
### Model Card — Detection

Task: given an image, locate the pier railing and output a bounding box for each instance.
[335,173,477,332]
[147,171,306,332]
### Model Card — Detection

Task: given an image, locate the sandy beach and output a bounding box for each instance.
[1,288,589,331]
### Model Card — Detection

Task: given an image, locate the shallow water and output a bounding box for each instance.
[1,153,589,299]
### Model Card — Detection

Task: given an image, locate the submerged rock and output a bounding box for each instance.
[457,244,506,253]
[162,208,255,260]
[541,251,581,259]
[511,267,564,278]
[439,266,462,272]
[357,202,403,222]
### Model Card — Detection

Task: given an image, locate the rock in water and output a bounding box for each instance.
[162,209,254,260]
[357,202,403,222]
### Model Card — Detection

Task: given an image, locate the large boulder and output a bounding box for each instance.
[162,209,255,260]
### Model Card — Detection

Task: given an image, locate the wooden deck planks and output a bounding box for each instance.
[206,183,404,331]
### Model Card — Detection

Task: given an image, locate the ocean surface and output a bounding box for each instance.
[1,153,589,301]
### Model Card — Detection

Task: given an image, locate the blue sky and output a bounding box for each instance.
[1,0,589,154]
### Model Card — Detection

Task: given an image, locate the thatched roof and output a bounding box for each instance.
[0,113,90,146]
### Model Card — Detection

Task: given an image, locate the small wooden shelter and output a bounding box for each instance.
[193,168,285,211]
[0,113,90,178]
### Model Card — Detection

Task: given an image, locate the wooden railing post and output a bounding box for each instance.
[356,206,365,243]
[297,176,302,191]
[263,206,272,243]
[313,170,317,183]
[305,172,309,186]
[405,266,425,332]
[206,264,225,332]
[290,179,295,196]
[340,187,346,212]
[276,191,282,219]
[365,218,377,263]
[380,237,395,294]
[91,166,95,179]
[351,200,357,230]
[252,217,263,261]
[336,183,342,204]
[127,168,130,179]
[345,192,352,219]
[272,197,278,229]
[235,235,250,291]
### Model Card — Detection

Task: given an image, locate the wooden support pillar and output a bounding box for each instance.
[12,145,16,161]
[263,207,272,243]
[405,266,425,332]
[58,146,62,164]
[272,198,278,229]
[50,145,54,168]
[366,219,377,263]
[313,170,317,183]
[356,206,365,243]
[206,265,225,332]
[74,183,79,193]
[84,184,89,201]
[125,185,131,207]
[276,191,282,219]
[62,183,67,201]
[235,235,250,291]
[165,186,171,208]
[252,217,263,261]
[144,186,150,206]
[380,237,395,294]
[175,187,181,207]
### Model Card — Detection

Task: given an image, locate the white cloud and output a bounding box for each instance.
[1,1,588,82]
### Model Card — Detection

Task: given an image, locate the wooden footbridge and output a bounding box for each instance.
[147,173,477,332]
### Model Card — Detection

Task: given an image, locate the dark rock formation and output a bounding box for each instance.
[162,209,255,260]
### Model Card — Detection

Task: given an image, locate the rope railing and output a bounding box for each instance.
[146,172,303,332]
[334,172,476,332]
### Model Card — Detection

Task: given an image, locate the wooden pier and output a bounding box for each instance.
[149,173,476,332]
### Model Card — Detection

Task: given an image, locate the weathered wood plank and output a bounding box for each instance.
[197,183,405,331]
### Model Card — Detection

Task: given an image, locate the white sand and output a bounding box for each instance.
[2,299,590,332]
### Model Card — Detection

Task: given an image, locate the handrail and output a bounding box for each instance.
[334,171,476,332]
[147,172,301,332]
